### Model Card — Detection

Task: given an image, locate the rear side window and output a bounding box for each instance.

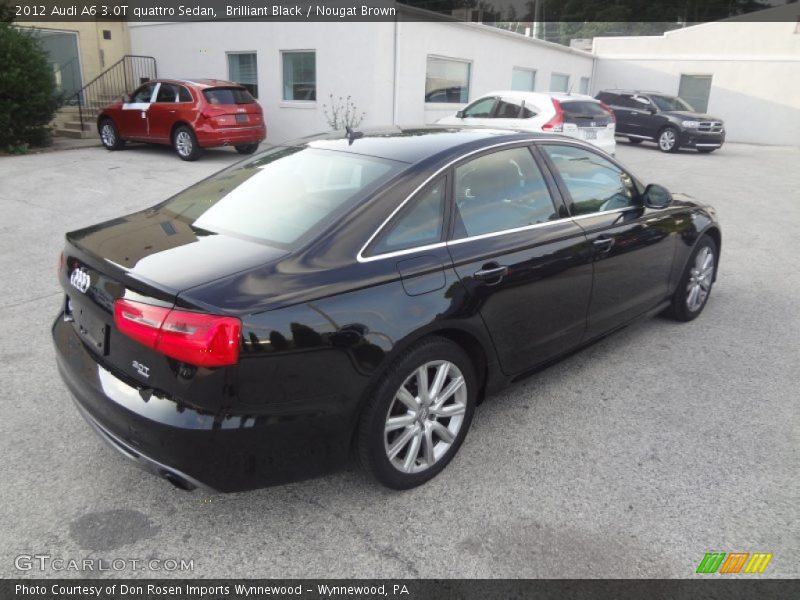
[595,92,618,105]
[178,86,193,102]
[542,145,636,216]
[163,147,402,247]
[560,101,608,117]
[155,83,178,103]
[453,146,557,239]
[370,179,445,255]
[203,87,255,105]
[495,98,536,119]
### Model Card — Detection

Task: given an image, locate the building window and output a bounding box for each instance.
[579,77,590,95]
[511,67,536,91]
[102,29,111,40]
[550,73,570,93]
[282,51,316,101]
[678,74,713,113]
[227,52,258,98]
[425,56,471,103]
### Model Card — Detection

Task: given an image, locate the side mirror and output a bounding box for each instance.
[122,93,131,103]
[456,110,465,118]
[643,183,672,209]
[648,106,657,114]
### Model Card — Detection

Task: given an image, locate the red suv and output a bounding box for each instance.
[97,79,267,161]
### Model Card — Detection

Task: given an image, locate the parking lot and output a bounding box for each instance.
[0,140,797,578]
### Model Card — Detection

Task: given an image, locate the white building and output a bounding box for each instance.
[128,3,800,145]
[128,8,594,143]
[592,4,800,145]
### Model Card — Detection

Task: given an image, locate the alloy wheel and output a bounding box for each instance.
[101,123,115,147]
[686,246,715,312]
[384,360,467,474]
[175,131,193,157]
[659,129,676,151]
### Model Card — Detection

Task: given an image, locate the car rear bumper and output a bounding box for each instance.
[195,123,266,148]
[52,313,350,492]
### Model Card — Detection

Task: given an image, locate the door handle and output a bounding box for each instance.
[474,264,508,284]
[593,237,615,253]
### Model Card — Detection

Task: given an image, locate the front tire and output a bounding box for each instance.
[357,337,477,489]
[658,127,680,153]
[235,142,259,155]
[173,125,201,161]
[667,235,718,322]
[99,118,124,151]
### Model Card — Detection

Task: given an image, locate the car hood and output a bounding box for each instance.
[67,209,288,295]
[664,110,723,122]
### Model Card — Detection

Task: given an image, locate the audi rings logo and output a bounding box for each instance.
[69,269,91,294]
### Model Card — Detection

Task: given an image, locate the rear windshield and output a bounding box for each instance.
[561,101,608,117]
[203,87,255,105]
[161,147,402,247]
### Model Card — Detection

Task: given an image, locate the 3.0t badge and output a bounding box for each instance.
[69,268,91,293]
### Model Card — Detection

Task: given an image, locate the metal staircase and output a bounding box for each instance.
[54,55,157,139]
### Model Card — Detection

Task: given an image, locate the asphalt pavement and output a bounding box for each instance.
[0,139,797,578]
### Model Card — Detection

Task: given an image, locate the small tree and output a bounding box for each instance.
[321,94,366,131]
[0,21,60,150]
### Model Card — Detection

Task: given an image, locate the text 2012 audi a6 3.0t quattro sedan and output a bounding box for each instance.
[53,127,721,492]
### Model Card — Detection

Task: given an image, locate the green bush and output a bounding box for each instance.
[0,22,60,149]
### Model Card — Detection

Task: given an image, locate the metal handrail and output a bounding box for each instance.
[65,55,157,132]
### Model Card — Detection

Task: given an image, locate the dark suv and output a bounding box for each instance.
[596,90,725,153]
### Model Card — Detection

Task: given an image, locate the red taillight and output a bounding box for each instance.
[114,299,241,367]
[542,99,565,132]
[599,101,616,123]
[58,252,64,276]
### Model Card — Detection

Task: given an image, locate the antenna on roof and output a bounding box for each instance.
[345,126,363,145]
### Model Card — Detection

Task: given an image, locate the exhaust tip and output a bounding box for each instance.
[161,470,196,491]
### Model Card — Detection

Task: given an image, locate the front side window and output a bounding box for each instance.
[542,145,636,216]
[511,67,536,91]
[425,57,471,103]
[282,51,316,101]
[550,73,570,93]
[370,179,445,255]
[227,52,258,98]
[453,147,557,239]
[130,83,155,103]
[162,147,402,247]
[462,97,496,118]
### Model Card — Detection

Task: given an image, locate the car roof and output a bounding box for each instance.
[284,126,569,164]
[156,78,244,89]
[599,89,669,96]
[478,90,599,103]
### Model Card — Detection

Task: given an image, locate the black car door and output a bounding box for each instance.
[445,144,593,375]
[539,143,677,340]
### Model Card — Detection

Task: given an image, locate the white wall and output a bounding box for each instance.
[593,20,800,145]
[130,21,396,143]
[130,20,594,143]
[394,20,595,125]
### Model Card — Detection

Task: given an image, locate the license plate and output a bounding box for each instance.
[584,129,597,140]
[73,303,108,354]
[235,114,249,123]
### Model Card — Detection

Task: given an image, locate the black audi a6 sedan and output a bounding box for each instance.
[53,127,721,492]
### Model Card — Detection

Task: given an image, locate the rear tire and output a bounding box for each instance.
[658,127,680,153]
[627,137,643,145]
[666,235,718,322]
[235,142,259,155]
[357,337,477,489]
[173,125,201,161]
[99,118,124,151]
